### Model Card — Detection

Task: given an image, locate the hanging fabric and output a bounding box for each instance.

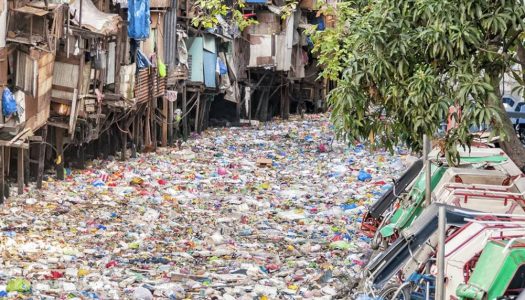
[127,0,150,39]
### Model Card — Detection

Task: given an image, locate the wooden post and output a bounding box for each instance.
[55,128,64,180]
[162,96,168,147]
[182,84,188,140]
[23,149,29,186]
[4,147,10,178]
[114,33,122,93]
[235,82,241,123]
[152,97,158,150]
[17,148,23,195]
[137,108,144,152]
[144,105,151,148]
[120,120,127,161]
[36,126,47,189]
[285,82,290,119]
[168,96,174,146]
[0,146,4,203]
[260,88,269,122]
[131,114,138,158]
[194,91,200,133]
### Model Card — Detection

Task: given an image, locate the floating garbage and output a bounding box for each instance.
[0,115,408,298]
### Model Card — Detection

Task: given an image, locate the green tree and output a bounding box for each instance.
[191,0,298,31]
[311,0,525,167]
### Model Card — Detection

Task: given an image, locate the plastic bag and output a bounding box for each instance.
[358,170,372,181]
[6,278,31,293]
[2,87,17,117]
[158,58,167,78]
[217,58,227,75]
[127,0,150,39]
[136,50,151,69]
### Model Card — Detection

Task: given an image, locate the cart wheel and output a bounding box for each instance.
[379,284,411,300]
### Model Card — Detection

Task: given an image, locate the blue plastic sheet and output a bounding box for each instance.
[218,58,228,75]
[2,88,17,117]
[128,0,150,40]
[136,50,151,69]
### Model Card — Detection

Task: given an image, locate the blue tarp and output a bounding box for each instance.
[128,0,150,40]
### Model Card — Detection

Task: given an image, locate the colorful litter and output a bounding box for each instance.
[0,115,409,299]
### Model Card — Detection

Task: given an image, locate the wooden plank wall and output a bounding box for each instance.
[25,50,54,131]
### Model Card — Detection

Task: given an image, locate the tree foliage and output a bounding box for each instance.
[311,0,525,165]
[191,0,298,31]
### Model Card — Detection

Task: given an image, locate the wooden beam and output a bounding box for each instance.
[17,148,24,195]
[5,147,10,178]
[55,128,64,180]
[161,96,168,147]
[120,120,127,161]
[168,96,174,146]
[24,149,29,186]
[36,126,47,189]
[194,92,200,133]
[144,105,151,148]
[0,146,4,203]
[131,115,138,158]
[114,29,122,93]
[182,84,188,140]
[48,120,69,129]
[152,96,158,150]
[51,98,73,105]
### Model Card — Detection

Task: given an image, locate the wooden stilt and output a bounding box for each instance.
[162,96,168,147]
[36,126,47,189]
[131,114,138,158]
[4,147,11,178]
[235,82,241,123]
[182,84,188,140]
[284,81,290,119]
[23,149,29,186]
[17,148,23,195]
[168,97,174,146]
[0,146,5,203]
[152,97,158,150]
[280,77,285,119]
[195,91,200,133]
[144,105,152,149]
[121,120,127,161]
[55,128,64,180]
[137,108,144,152]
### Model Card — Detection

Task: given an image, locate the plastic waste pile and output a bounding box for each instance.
[0,115,409,299]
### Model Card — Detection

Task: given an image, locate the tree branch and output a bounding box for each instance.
[503,29,523,52]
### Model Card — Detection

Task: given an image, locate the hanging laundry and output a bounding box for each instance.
[127,0,150,39]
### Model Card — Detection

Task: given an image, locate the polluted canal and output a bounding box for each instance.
[0,115,409,299]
